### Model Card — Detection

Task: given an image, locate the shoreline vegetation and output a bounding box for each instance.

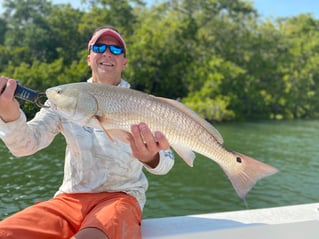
[1,0,319,122]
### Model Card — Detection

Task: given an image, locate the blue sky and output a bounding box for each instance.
[51,0,319,19]
[1,0,319,19]
[253,0,319,19]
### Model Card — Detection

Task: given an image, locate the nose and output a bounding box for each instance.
[102,48,112,57]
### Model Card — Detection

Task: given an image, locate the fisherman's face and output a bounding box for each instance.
[87,35,128,85]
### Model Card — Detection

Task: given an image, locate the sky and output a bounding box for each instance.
[51,0,319,19]
[0,0,319,19]
[253,0,319,19]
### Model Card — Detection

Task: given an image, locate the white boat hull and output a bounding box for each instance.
[142,203,319,238]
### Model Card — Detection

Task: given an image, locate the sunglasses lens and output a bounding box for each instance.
[92,44,107,53]
[109,45,124,55]
[92,44,124,55]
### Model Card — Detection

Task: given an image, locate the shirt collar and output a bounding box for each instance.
[87,77,130,88]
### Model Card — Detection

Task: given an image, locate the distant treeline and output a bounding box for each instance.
[1,0,319,121]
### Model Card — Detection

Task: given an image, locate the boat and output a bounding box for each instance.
[142,203,319,238]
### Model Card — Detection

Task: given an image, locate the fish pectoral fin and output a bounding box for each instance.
[107,129,132,144]
[171,143,196,167]
[95,115,115,142]
[94,116,132,144]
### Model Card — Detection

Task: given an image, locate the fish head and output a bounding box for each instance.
[46,84,98,124]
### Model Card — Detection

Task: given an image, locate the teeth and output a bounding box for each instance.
[100,62,113,66]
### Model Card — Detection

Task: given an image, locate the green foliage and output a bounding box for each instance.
[1,0,319,121]
[126,2,192,98]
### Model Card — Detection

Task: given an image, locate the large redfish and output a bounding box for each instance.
[46,82,278,199]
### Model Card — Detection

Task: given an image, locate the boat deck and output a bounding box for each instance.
[142,203,319,238]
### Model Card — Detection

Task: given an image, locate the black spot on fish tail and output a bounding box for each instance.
[223,151,278,199]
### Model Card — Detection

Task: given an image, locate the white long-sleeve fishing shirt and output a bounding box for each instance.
[0,79,175,209]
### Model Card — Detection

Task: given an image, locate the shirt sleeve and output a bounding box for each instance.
[143,149,175,175]
[0,107,61,157]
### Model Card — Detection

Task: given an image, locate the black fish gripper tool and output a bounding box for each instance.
[1,82,47,108]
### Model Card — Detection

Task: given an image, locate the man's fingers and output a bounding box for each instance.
[154,131,170,150]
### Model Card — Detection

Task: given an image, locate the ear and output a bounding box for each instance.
[87,55,91,66]
[123,58,128,69]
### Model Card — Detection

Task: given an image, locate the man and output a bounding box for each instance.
[0,26,175,239]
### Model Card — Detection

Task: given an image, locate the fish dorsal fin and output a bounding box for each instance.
[157,97,224,144]
[171,143,196,167]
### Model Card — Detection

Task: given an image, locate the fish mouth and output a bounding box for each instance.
[47,100,57,110]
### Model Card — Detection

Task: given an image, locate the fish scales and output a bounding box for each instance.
[95,87,198,146]
[46,82,279,199]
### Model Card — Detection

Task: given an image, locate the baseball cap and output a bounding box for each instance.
[88,27,126,56]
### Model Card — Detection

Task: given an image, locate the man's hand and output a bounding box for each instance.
[0,77,20,122]
[129,122,170,168]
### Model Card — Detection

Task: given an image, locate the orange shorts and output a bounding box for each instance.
[0,192,142,239]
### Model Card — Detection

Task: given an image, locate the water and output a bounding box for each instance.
[0,120,318,220]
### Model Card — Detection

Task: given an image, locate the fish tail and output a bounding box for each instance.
[223,151,279,199]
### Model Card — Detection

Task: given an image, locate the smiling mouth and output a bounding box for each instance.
[100,62,114,67]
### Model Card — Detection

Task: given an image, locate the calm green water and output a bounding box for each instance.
[0,120,319,220]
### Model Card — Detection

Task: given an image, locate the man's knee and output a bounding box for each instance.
[0,228,14,239]
[71,227,108,239]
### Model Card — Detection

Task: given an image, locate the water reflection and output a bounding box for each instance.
[0,120,318,220]
[0,135,64,219]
